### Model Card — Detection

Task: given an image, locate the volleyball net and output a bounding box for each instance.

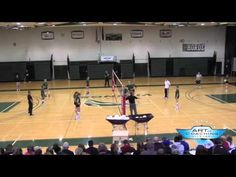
[112,70,126,115]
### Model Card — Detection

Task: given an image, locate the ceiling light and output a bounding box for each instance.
[16,22,21,25]
[113,23,117,26]
[201,23,205,26]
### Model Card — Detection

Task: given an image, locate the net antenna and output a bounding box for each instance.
[112,69,126,116]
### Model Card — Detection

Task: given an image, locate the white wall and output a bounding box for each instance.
[0,26,226,71]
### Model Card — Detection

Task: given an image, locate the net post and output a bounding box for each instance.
[121,86,126,115]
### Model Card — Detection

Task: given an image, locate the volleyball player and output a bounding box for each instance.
[175,85,180,110]
[195,72,202,88]
[42,79,50,98]
[27,90,33,116]
[86,75,90,95]
[104,70,110,87]
[15,73,20,92]
[24,69,29,83]
[41,85,46,104]
[73,91,81,120]
[224,74,229,89]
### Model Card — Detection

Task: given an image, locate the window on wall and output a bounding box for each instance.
[105,33,122,41]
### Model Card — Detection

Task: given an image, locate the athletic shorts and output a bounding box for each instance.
[196,80,200,84]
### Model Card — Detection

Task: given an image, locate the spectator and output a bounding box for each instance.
[153,136,164,151]
[12,147,23,155]
[170,136,184,155]
[178,134,190,154]
[162,139,172,154]
[61,142,74,155]
[110,143,119,155]
[0,148,5,155]
[141,142,156,155]
[209,138,229,155]
[34,146,42,155]
[120,139,135,155]
[195,145,208,155]
[4,144,14,155]
[220,136,230,150]
[85,140,98,155]
[226,135,234,149]
[44,146,54,155]
[134,141,144,155]
[52,143,61,155]
[24,145,35,155]
[98,143,111,155]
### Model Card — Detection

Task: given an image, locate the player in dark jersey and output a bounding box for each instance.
[175,85,180,110]
[126,91,138,115]
[27,90,33,116]
[86,76,90,95]
[104,70,110,87]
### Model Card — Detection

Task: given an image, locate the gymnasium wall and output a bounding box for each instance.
[0,26,226,75]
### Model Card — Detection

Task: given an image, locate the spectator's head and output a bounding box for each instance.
[214,138,222,145]
[98,143,108,154]
[123,139,129,145]
[174,136,181,142]
[178,134,183,141]
[27,145,34,153]
[0,148,4,155]
[196,145,208,155]
[88,140,94,147]
[75,147,83,155]
[53,143,61,154]
[163,139,172,147]
[78,144,86,151]
[63,142,69,150]
[5,144,13,155]
[110,143,119,155]
[146,142,154,151]
[34,146,42,155]
[12,147,23,155]
[153,136,161,143]
[45,146,54,155]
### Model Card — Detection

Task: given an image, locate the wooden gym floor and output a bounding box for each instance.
[0,76,236,149]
